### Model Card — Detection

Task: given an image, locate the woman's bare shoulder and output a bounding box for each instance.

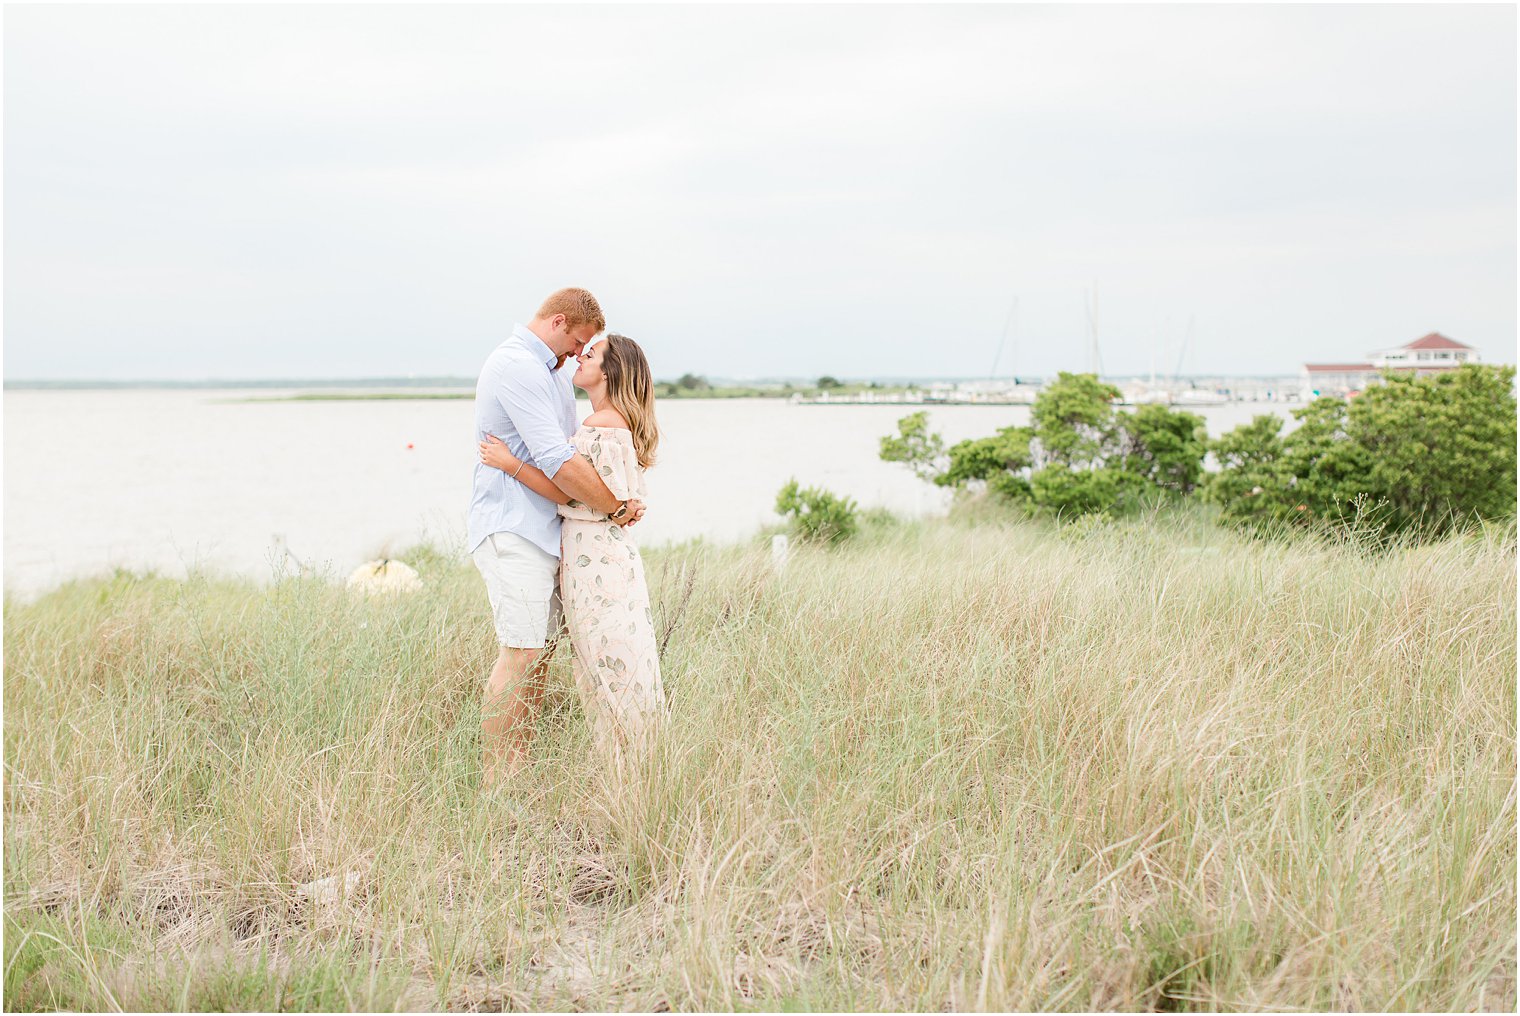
[583,408,631,430]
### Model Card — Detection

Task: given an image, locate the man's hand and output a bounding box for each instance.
[612,499,647,528]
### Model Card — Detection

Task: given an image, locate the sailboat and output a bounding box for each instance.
[985,296,1040,403]
[1171,317,1227,404]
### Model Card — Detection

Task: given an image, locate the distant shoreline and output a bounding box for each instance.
[7,376,1321,406]
[3,377,482,391]
[3,373,1310,392]
[6,378,1323,408]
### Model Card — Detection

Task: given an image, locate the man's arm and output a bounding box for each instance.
[548,455,629,515]
[549,456,647,526]
[497,369,627,517]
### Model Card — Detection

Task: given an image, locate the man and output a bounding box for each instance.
[468,286,645,787]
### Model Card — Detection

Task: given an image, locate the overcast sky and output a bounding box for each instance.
[4,3,1515,381]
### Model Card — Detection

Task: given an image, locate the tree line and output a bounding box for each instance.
[878,364,1517,542]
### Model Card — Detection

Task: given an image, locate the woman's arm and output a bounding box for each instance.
[479,435,573,505]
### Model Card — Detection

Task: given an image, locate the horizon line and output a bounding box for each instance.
[4,371,1330,390]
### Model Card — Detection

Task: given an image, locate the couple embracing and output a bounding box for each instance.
[466,287,665,788]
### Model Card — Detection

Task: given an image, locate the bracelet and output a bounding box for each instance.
[510,461,526,480]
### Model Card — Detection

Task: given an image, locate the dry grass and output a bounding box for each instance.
[4,509,1515,1011]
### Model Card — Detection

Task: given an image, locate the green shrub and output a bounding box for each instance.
[1031,371,1123,468]
[1200,414,1293,523]
[880,375,1207,518]
[878,411,946,482]
[1120,403,1208,493]
[774,479,860,544]
[1352,365,1517,533]
[1208,364,1517,540]
[1030,464,1149,517]
[942,426,1035,491]
[986,470,1035,504]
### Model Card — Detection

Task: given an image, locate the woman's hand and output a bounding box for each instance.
[479,434,521,475]
[610,499,648,528]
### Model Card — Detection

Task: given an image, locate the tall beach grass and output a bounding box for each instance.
[4,508,1514,1010]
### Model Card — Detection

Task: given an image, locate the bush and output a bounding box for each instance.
[1352,365,1517,533]
[1030,464,1149,517]
[1207,364,1517,540]
[1031,371,1123,468]
[941,426,1035,490]
[1120,403,1208,493]
[879,375,1208,518]
[1201,414,1292,524]
[774,479,859,545]
[879,411,946,482]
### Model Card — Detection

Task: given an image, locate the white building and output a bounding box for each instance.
[1368,332,1480,370]
[1303,333,1480,399]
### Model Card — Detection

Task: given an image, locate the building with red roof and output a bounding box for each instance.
[1369,332,1479,368]
[1302,333,1480,398]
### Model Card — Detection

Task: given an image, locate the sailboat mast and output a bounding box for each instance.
[1173,315,1195,381]
[1086,283,1104,377]
[989,296,1018,380]
[1008,297,1019,382]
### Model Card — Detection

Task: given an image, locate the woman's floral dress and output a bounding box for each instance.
[559,426,666,756]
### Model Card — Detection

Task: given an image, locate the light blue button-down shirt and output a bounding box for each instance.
[467,324,579,558]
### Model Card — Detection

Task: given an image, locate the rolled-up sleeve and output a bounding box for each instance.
[497,369,575,477]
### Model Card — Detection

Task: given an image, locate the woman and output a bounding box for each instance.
[478,333,666,759]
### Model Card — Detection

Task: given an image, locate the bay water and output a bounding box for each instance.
[3,390,1296,598]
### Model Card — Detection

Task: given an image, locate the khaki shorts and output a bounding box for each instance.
[472,531,563,649]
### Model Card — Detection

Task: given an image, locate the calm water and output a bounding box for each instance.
[3,391,1297,597]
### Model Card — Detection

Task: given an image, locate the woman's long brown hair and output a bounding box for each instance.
[601,333,659,469]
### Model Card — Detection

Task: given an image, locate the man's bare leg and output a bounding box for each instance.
[482,641,556,788]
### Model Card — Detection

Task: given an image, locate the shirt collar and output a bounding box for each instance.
[511,323,559,369]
